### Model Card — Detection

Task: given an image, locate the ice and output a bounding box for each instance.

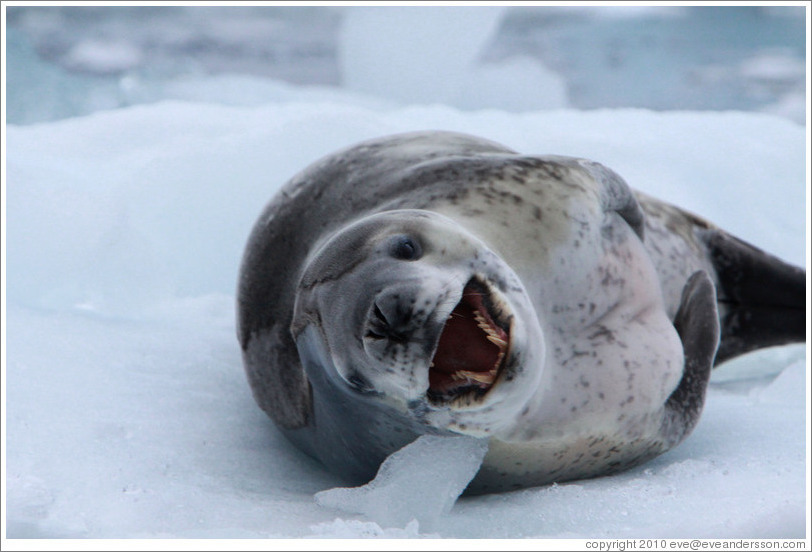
[3,6,809,541]
[6,103,804,318]
[739,51,806,83]
[4,100,807,540]
[753,359,807,405]
[339,7,506,106]
[737,50,806,125]
[63,38,144,74]
[456,55,569,112]
[147,73,395,110]
[4,28,126,125]
[761,90,807,125]
[307,518,430,539]
[6,7,805,123]
[314,435,489,531]
[712,344,807,385]
[337,8,569,112]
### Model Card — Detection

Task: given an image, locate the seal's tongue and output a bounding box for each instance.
[429,282,508,395]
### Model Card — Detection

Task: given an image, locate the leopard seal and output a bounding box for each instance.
[237,131,805,494]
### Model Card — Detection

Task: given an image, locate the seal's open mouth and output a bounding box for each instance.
[428,278,511,404]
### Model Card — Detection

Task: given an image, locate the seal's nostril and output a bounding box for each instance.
[373,303,388,327]
[368,293,415,344]
[365,328,387,341]
[373,292,412,331]
[347,373,375,394]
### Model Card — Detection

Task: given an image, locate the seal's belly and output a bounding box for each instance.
[470,426,668,494]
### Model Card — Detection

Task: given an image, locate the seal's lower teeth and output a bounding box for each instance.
[452,368,498,386]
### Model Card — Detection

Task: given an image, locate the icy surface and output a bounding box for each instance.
[315,435,489,531]
[2,6,809,542]
[6,104,805,317]
[4,99,808,540]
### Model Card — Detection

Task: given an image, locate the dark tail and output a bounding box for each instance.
[699,229,807,365]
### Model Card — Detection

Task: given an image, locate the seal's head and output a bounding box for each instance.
[291,209,545,436]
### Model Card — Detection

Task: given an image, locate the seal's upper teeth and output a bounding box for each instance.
[486,335,507,348]
[474,310,506,343]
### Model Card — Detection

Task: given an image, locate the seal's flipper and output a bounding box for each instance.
[661,271,719,448]
[699,229,806,364]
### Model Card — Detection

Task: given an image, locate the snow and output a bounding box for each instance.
[2,5,810,545]
[6,103,806,317]
[4,95,808,543]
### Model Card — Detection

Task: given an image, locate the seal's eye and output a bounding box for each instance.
[388,235,422,261]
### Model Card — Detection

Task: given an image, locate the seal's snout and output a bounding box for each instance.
[361,283,443,398]
[366,286,423,343]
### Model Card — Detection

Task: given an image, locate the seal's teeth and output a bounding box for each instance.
[473,311,504,339]
[468,372,496,384]
[486,334,507,348]
[452,370,497,385]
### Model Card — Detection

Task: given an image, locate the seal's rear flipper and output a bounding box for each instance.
[661,271,719,448]
[700,229,806,364]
